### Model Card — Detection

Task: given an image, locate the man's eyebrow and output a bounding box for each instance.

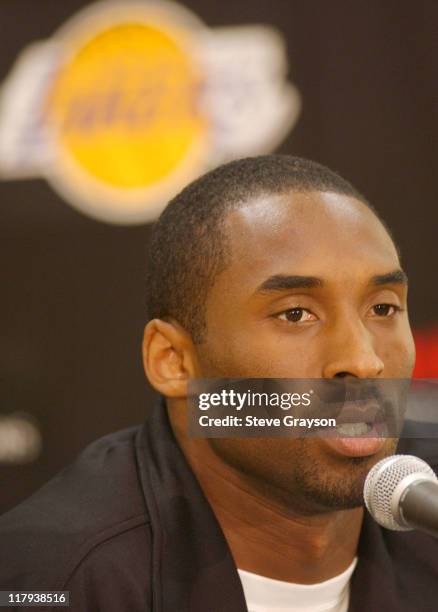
[256,275,324,293]
[370,269,408,286]
[255,269,408,294]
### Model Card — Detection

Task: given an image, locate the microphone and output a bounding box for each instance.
[364,454,438,538]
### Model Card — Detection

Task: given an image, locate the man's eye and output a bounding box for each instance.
[370,303,401,317]
[277,307,316,323]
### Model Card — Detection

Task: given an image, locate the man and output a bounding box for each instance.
[1,155,437,611]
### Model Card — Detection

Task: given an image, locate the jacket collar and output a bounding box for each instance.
[136,397,248,611]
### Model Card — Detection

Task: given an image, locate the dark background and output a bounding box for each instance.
[1,0,437,514]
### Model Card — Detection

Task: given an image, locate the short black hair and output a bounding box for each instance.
[146,154,390,343]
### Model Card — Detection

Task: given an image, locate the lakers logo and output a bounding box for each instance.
[0,1,300,224]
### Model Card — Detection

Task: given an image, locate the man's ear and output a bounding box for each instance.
[142,318,199,398]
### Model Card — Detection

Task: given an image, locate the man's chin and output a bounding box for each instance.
[287,438,399,513]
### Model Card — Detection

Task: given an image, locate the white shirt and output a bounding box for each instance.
[238,558,358,612]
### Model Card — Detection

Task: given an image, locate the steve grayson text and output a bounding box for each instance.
[198,415,337,428]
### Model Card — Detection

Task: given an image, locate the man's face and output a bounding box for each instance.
[193,191,415,512]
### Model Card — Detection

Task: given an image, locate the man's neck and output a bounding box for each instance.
[168,404,363,584]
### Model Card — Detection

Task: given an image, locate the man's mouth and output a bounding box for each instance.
[316,400,392,457]
[321,432,389,458]
[334,400,388,433]
[335,422,373,436]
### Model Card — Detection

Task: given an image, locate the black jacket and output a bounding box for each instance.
[1,400,438,612]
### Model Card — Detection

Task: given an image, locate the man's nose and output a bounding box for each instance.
[322,316,384,379]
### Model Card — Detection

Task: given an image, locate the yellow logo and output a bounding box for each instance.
[0,1,300,224]
[50,22,206,188]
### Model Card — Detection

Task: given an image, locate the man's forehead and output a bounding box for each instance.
[220,191,400,288]
[227,191,380,233]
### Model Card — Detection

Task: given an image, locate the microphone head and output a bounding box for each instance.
[364,454,437,531]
